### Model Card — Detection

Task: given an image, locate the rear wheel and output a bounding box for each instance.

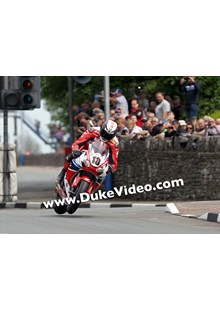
[66,180,89,214]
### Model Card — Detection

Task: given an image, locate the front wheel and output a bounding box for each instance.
[53,203,67,214]
[66,180,89,214]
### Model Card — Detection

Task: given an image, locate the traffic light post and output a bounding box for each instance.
[0,76,41,202]
[3,77,10,201]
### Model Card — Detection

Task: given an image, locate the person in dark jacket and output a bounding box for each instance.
[180,76,201,120]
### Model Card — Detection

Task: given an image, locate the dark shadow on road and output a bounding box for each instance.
[42,214,95,219]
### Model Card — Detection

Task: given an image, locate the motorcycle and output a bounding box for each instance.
[54,139,110,214]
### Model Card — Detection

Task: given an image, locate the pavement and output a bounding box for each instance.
[0,165,218,233]
[0,206,220,234]
[175,200,220,217]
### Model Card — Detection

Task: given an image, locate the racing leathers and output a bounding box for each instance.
[56,127,119,185]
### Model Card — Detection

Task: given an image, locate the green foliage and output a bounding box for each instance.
[41,76,220,128]
[207,110,220,119]
[196,76,220,116]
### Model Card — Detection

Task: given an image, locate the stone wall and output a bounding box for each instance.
[113,136,220,201]
[21,136,220,201]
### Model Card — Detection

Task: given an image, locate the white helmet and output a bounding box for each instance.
[100,120,117,141]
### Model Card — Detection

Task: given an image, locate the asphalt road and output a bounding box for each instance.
[7,166,219,233]
[17,166,61,202]
[0,206,220,234]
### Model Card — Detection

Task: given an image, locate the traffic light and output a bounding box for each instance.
[0,76,41,110]
[19,76,41,110]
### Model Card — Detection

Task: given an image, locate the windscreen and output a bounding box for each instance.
[91,139,108,155]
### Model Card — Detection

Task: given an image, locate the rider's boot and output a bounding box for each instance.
[56,151,81,186]
[56,168,66,186]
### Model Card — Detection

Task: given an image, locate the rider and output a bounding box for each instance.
[56,120,119,185]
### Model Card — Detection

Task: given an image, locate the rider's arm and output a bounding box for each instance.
[71,129,99,151]
[107,139,119,172]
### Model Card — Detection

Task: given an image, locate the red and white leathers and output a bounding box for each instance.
[64,127,119,175]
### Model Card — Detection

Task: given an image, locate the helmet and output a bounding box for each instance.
[100,120,117,141]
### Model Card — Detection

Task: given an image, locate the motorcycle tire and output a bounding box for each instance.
[53,203,67,215]
[53,189,67,214]
[66,180,89,214]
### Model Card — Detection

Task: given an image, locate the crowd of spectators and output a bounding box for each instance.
[67,77,220,147]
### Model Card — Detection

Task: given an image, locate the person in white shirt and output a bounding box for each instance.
[155,92,171,121]
[110,88,129,116]
[125,118,143,138]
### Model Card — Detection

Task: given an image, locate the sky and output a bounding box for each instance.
[0,100,53,154]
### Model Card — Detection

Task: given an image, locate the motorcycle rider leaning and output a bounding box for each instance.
[56,120,119,185]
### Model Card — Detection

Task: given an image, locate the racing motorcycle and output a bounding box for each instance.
[54,139,110,214]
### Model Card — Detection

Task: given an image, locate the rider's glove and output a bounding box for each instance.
[72,149,82,159]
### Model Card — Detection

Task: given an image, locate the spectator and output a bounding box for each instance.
[115,107,126,120]
[138,90,149,109]
[77,112,90,127]
[146,112,155,121]
[149,100,157,113]
[172,120,180,132]
[172,95,182,120]
[186,123,193,135]
[216,118,220,125]
[143,120,153,133]
[150,117,162,137]
[194,119,206,136]
[138,102,148,118]
[110,109,116,121]
[203,115,212,126]
[49,125,57,139]
[155,92,171,121]
[180,76,201,120]
[80,101,93,117]
[130,114,139,126]
[91,100,101,109]
[72,105,81,115]
[206,118,220,136]
[130,98,139,114]
[177,120,188,137]
[92,108,104,117]
[35,119,41,135]
[93,113,105,127]
[141,119,148,130]
[72,105,81,124]
[76,118,90,137]
[116,119,129,137]
[165,123,177,138]
[151,117,159,126]
[166,111,176,123]
[165,95,173,107]
[55,126,65,144]
[125,119,142,138]
[110,88,129,116]
[129,99,143,127]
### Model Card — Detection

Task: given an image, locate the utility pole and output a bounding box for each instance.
[104,76,110,120]
[3,76,9,202]
[68,77,74,144]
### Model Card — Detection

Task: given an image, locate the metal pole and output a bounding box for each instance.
[104,76,110,120]
[3,76,9,202]
[14,111,18,154]
[68,76,74,144]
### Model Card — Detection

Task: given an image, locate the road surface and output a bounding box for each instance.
[1,166,215,233]
[0,206,219,233]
